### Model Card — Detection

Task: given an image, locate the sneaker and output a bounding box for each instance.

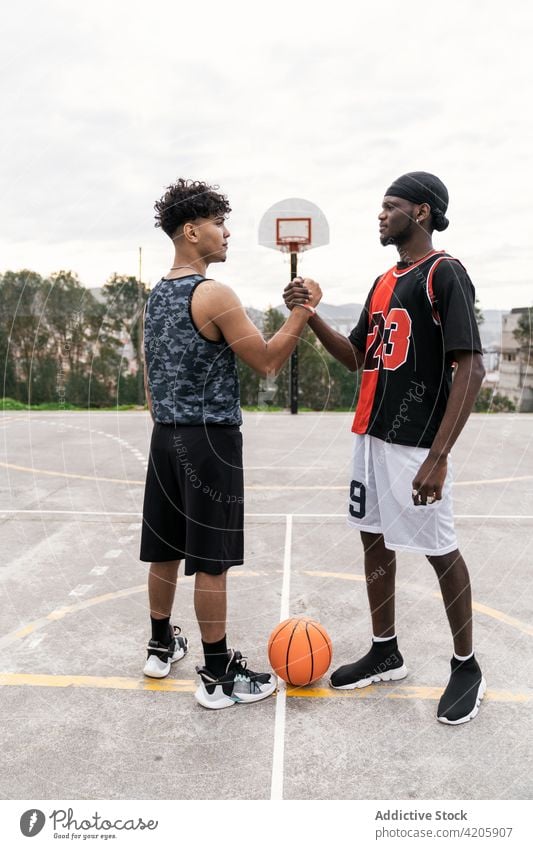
[437,655,486,725]
[330,638,408,689]
[194,649,277,710]
[143,625,188,679]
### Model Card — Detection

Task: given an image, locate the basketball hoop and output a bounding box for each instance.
[258,197,329,416]
[258,199,328,255]
[276,217,312,252]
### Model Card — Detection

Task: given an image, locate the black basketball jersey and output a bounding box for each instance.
[349,250,482,448]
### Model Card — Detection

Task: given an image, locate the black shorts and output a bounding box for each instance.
[140,423,244,575]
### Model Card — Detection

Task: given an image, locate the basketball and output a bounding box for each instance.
[267,617,332,686]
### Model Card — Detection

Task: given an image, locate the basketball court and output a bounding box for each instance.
[0,410,531,800]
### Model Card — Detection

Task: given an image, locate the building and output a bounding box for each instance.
[498,308,533,412]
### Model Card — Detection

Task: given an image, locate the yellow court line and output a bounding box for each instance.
[468,599,533,637]
[287,684,532,703]
[0,585,146,649]
[0,570,276,650]
[0,673,194,693]
[2,569,532,654]
[1,460,532,489]
[303,570,366,582]
[0,673,529,704]
[304,571,533,637]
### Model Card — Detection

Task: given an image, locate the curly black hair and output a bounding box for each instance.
[154,178,232,238]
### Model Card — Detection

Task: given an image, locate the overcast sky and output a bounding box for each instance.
[1,0,532,311]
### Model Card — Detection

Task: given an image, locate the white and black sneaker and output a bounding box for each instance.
[330,637,408,689]
[437,655,486,725]
[143,625,188,679]
[195,649,277,710]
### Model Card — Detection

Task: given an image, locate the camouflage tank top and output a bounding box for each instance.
[144,274,242,425]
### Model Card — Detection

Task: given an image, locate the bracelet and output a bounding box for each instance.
[294,303,316,316]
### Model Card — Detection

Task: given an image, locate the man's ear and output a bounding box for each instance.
[182,221,199,243]
[415,202,431,225]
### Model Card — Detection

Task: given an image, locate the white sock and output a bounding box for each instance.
[454,650,474,661]
[373,634,396,642]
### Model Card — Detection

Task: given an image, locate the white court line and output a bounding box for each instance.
[270,514,292,801]
[1,509,532,520]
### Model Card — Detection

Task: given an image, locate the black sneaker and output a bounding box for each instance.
[195,649,277,709]
[143,625,188,679]
[437,655,486,725]
[330,638,408,689]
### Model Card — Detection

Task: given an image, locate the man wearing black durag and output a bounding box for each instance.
[284,172,487,724]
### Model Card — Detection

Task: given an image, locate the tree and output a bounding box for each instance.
[474,387,515,413]
[0,268,137,408]
[475,299,484,326]
[101,274,149,404]
[262,307,288,407]
[513,307,532,353]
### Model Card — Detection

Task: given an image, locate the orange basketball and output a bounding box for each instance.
[268,617,332,685]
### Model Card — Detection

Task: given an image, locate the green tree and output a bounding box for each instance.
[513,307,532,352]
[323,354,360,410]
[0,270,53,402]
[474,387,515,412]
[262,307,288,407]
[101,274,149,404]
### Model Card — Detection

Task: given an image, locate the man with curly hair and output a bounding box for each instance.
[284,172,486,725]
[140,178,321,709]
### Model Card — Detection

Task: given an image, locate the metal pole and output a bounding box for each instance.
[289,250,298,414]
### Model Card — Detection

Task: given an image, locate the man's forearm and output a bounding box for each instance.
[429,355,485,459]
[265,307,311,374]
[307,313,363,371]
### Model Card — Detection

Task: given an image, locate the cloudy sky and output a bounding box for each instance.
[1,0,532,311]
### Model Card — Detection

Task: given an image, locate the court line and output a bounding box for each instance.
[1,509,532,520]
[270,514,292,801]
[0,585,147,650]
[3,568,529,656]
[1,460,532,489]
[466,600,533,637]
[0,461,142,485]
[285,684,531,703]
[0,673,529,704]
[303,571,533,637]
[0,570,269,650]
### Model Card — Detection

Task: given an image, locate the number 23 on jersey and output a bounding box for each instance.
[364,308,412,372]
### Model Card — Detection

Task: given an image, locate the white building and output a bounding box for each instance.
[498,308,533,412]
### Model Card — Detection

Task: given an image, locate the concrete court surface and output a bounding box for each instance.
[0,410,532,800]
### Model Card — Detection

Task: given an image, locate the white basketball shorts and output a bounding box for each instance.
[347,434,458,556]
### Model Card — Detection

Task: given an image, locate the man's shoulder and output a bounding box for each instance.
[194,278,241,314]
[431,253,469,279]
[200,278,233,295]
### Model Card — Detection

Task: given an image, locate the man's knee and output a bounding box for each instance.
[426,549,463,575]
[195,569,228,587]
[360,531,387,554]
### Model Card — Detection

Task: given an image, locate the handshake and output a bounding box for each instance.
[283,277,322,313]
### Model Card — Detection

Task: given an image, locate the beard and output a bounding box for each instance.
[380,218,416,247]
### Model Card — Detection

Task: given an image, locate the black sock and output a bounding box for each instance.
[151,616,172,644]
[202,635,228,676]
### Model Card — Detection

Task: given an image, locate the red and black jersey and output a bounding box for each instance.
[349,250,482,448]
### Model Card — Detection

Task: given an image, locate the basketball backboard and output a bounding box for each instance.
[258,198,329,253]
